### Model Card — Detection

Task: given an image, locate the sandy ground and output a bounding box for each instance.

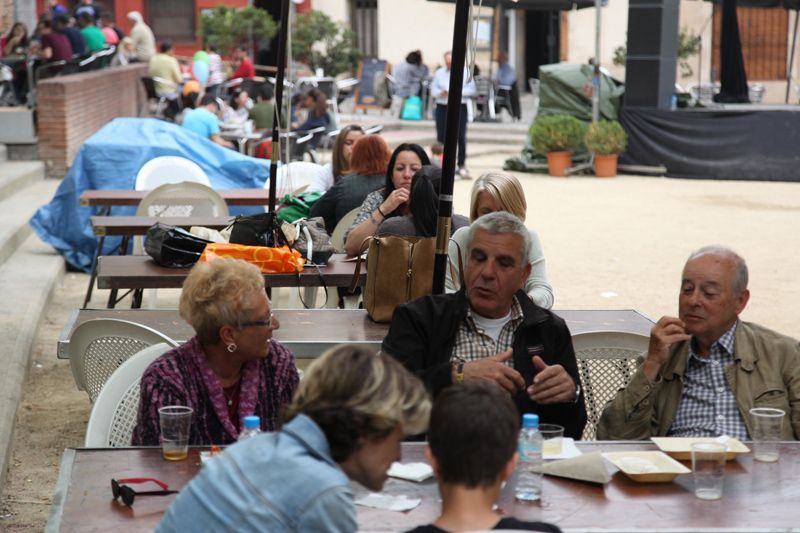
[2,145,800,531]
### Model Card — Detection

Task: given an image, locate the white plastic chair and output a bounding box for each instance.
[134,156,210,190]
[134,181,229,308]
[84,342,172,447]
[68,319,177,403]
[572,331,650,441]
[330,206,360,254]
[266,162,324,207]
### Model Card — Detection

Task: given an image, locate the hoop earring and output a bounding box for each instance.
[226,343,237,353]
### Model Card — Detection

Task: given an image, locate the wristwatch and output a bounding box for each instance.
[572,382,582,403]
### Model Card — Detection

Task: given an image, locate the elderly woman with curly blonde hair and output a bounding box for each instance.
[446,171,554,309]
[132,259,298,446]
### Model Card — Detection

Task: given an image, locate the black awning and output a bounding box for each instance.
[427,0,596,10]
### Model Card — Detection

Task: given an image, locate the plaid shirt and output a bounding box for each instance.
[669,323,749,440]
[452,297,524,365]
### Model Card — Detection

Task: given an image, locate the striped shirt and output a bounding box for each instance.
[669,323,749,440]
[452,297,524,365]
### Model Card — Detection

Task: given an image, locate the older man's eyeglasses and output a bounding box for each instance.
[239,311,273,329]
[111,478,178,507]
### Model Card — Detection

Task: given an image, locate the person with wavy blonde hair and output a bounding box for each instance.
[157,344,430,533]
[133,259,298,447]
[446,171,554,309]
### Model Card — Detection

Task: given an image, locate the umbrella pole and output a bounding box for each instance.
[592,0,601,123]
[786,9,799,104]
[432,0,471,295]
[268,0,291,213]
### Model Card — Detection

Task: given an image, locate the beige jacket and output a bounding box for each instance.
[597,320,800,440]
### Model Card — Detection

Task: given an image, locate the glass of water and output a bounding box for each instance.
[691,441,727,500]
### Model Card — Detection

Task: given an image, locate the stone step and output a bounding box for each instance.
[0,176,58,268]
[0,160,46,202]
[0,144,7,163]
[0,232,65,491]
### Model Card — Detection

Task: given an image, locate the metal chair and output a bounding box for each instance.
[572,330,650,441]
[69,319,177,403]
[84,342,173,446]
[140,76,179,119]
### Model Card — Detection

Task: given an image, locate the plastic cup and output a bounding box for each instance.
[691,442,727,500]
[539,424,565,455]
[750,407,785,462]
[159,406,193,461]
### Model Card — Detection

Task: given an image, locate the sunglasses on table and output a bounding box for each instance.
[111,477,179,507]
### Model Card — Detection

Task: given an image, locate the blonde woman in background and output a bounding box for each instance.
[446,171,554,309]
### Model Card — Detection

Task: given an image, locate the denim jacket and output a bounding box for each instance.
[157,414,356,533]
[597,320,800,440]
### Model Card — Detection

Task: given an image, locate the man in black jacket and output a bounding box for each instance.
[382,211,586,439]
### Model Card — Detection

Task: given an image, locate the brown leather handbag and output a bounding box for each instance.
[349,235,436,322]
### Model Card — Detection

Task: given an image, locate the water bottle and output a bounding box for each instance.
[515,413,543,501]
[238,415,261,441]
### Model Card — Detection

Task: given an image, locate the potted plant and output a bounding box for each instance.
[530,115,585,177]
[584,120,628,177]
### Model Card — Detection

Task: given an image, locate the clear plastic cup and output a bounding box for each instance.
[691,441,727,500]
[750,407,785,462]
[159,406,193,461]
[539,423,565,456]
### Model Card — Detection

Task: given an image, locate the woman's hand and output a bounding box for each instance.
[381,188,409,214]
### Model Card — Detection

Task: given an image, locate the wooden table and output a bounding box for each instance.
[96,254,361,300]
[90,216,236,236]
[45,442,800,532]
[79,188,271,207]
[56,309,654,360]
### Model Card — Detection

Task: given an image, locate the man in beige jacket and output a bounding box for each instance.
[597,245,799,440]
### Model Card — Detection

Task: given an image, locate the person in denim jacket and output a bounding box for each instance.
[157,344,430,533]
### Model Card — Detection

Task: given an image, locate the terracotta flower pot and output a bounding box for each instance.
[546,151,572,177]
[594,154,619,178]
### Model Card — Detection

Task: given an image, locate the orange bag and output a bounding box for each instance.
[199,243,305,273]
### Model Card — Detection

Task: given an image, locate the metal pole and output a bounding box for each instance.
[786,10,799,104]
[268,0,291,213]
[432,0,471,295]
[591,0,601,123]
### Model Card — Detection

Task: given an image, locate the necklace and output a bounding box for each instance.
[222,379,241,407]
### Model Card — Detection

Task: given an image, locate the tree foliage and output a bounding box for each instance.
[200,6,277,56]
[292,11,360,77]
[613,28,701,78]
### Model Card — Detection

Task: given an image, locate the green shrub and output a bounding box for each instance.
[292,11,360,77]
[584,120,627,155]
[200,6,277,56]
[530,115,585,154]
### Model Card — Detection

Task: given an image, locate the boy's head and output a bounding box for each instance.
[427,382,520,488]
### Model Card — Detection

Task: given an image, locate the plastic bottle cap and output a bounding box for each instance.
[522,413,539,429]
[243,416,261,430]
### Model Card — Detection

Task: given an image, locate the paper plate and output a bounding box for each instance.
[650,436,750,461]
[602,451,690,483]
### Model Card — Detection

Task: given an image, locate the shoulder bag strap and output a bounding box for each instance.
[348,236,372,294]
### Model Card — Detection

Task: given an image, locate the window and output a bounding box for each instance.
[350,0,377,58]
[712,6,788,81]
[146,0,196,43]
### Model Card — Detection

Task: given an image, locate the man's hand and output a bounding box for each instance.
[642,316,691,382]
[463,349,525,394]
[526,356,576,404]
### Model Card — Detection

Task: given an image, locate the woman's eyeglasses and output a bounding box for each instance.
[239,311,273,329]
[111,478,178,506]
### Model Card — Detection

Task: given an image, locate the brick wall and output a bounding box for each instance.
[37,63,148,178]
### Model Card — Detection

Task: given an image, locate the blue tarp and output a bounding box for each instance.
[30,118,271,272]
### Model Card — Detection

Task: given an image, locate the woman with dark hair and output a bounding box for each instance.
[377,165,468,238]
[293,88,329,132]
[392,49,428,102]
[308,124,365,193]
[343,143,431,256]
[309,134,392,233]
[224,88,250,124]
[1,22,29,56]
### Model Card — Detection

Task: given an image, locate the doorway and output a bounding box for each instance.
[254,0,282,67]
[524,10,560,85]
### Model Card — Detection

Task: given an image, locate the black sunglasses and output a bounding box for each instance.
[111,478,178,507]
[239,310,273,329]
